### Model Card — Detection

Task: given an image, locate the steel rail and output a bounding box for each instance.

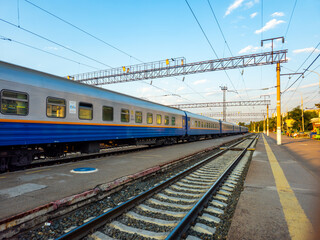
[56,135,252,240]
[166,134,258,239]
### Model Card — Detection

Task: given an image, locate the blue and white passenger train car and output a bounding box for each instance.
[0,61,247,171]
[186,112,220,140]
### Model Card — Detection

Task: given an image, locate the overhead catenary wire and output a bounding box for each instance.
[284,0,298,39]
[282,52,320,109]
[0,18,113,68]
[0,36,100,70]
[24,0,200,103]
[206,0,252,103]
[24,0,143,64]
[284,41,320,90]
[185,0,259,118]
[282,41,320,101]
[184,0,239,93]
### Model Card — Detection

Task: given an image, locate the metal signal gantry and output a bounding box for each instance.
[169,100,271,109]
[204,112,266,117]
[69,50,287,85]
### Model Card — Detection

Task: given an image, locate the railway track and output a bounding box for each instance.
[55,134,257,240]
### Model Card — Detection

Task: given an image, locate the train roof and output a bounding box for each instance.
[0,61,184,115]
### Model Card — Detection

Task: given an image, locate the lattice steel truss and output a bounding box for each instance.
[170,100,271,109]
[70,50,287,85]
[204,112,266,117]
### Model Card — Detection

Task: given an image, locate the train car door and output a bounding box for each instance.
[182,112,188,136]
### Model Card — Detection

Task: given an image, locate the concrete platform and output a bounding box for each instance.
[228,133,320,240]
[0,135,247,223]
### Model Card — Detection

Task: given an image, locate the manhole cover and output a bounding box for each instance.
[71,167,98,173]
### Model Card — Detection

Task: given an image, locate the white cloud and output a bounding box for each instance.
[293,47,320,54]
[246,0,259,9]
[250,12,258,18]
[255,18,285,34]
[225,0,244,16]
[44,46,59,51]
[271,12,284,17]
[176,86,185,92]
[205,91,219,97]
[193,79,208,85]
[238,42,276,54]
[238,45,259,54]
[137,86,153,95]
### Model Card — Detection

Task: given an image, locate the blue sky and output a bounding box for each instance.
[1,0,319,123]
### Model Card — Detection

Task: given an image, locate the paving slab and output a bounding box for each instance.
[227,133,320,240]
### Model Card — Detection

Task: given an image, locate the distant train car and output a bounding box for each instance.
[0,61,245,171]
[221,121,235,135]
[185,112,220,140]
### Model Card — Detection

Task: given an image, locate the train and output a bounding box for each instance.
[0,61,248,172]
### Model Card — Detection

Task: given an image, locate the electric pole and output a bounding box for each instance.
[220,86,228,122]
[261,95,270,136]
[261,37,285,145]
[276,62,281,145]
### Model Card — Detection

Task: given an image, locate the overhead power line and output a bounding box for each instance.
[184,0,237,93]
[24,0,201,102]
[0,18,112,68]
[283,52,320,94]
[284,41,320,90]
[206,0,251,102]
[284,0,298,38]
[24,0,143,64]
[0,36,99,70]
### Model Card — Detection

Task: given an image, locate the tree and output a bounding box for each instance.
[304,111,318,130]
[238,122,246,126]
[288,106,317,131]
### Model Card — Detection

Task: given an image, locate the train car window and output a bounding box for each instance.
[172,117,176,126]
[147,113,153,124]
[164,116,169,125]
[46,97,66,118]
[195,120,197,127]
[1,90,28,115]
[102,106,113,121]
[201,122,203,128]
[156,114,162,125]
[197,121,200,128]
[79,102,93,120]
[135,111,142,123]
[121,109,130,122]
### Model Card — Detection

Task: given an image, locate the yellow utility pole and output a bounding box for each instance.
[301,96,304,132]
[277,62,281,145]
[263,115,266,134]
[267,104,269,136]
